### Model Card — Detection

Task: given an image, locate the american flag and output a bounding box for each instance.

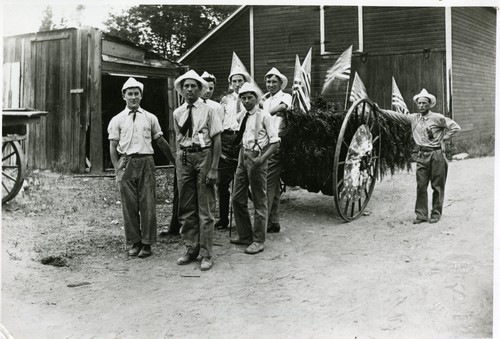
[349,72,368,103]
[321,45,353,95]
[391,76,409,114]
[292,53,312,112]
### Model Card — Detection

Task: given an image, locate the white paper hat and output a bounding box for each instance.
[413,88,436,108]
[227,52,252,83]
[201,71,217,84]
[238,82,263,102]
[265,67,288,90]
[122,77,144,93]
[174,70,209,96]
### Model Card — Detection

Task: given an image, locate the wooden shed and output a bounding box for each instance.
[2,27,181,172]
[179,6,496,139]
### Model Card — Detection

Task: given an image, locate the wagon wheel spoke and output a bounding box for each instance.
[2,141,25,204]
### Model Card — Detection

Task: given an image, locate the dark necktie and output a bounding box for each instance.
[233,112,250,146]
[180,104,193,136]
[130,110,137,122]
[203,99,207,103]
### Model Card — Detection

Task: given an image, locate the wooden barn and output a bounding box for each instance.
[2,27,181,172]
[178,6,496,140]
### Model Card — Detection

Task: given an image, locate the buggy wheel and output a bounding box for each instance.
[2,140,26,204]
[333,99,381,221]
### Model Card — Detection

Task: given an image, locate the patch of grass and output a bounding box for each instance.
[446,133,495,159]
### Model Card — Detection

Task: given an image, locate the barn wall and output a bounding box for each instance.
[451,7,496,138]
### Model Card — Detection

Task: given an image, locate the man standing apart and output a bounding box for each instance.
[230,83,279,254]
[261,67,292,233]
[108,77,176,258]
[173,70,222,271]
[215,69,251,229]
[377,89,460,224]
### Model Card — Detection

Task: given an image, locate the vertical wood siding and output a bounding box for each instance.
[451,7,496,137]
[363,7,445,52]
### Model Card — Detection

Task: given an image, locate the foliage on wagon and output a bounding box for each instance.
[280,97,414,195]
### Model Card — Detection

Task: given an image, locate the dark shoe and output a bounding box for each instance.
[412,219,427,224]
[176,253,198,265]
[244,242,264,254]
[159,227,179,236]
[128,242,143,256]
[230,238,252,246]
[138,245,152,258]
[267,223,281,233]
[215,219,229,229]
[200,257,213,271]
[429,217,440,224]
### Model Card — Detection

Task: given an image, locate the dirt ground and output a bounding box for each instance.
[1,156,495,339]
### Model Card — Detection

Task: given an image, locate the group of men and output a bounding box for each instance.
[108,65,292,271]
[108,65,460,272]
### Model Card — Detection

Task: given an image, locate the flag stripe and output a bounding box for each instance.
[391,77,409,114]
[322,45,353,94]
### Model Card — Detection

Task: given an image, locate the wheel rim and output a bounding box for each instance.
[333,99,381,221]
[2,140,26,204]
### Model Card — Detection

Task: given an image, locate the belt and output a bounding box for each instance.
[222,129,237,135]
[180,146,211,153]
[418,146,441,152]
[127,153,152,158]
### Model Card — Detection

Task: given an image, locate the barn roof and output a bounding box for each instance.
[177,5,247,63]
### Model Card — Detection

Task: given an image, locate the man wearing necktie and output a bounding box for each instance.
[216,69,251,229]
[108,77,176,259]
[173,70,223,271]
[229,82,279,255]
[376,89,461,224]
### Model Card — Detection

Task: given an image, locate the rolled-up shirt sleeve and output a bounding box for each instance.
[151,115,164,140]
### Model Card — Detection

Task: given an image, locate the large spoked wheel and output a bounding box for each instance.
[2,140,26,204]
[333,99,381,221]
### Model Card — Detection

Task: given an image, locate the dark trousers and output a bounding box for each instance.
[232,148,269,244]
[266,150,283,224]
[117,156,157,245]
[176,149,216,258]
[169,171,180,232]
[415,149,448,220]
[218,158,237,224]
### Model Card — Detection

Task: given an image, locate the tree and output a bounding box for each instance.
[103,5,237,60]
[39,5,56,31]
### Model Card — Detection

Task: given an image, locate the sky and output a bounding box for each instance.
[1,2,131,37]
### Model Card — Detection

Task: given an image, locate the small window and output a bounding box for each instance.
[322,6,359,55]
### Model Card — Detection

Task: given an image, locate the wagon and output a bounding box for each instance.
[2,109,48,204]
[280,98,411,222]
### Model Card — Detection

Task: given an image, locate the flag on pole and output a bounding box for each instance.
[321,45,353,95]
[349,72,368,103]
[301,48,312,101]
[292,54,311,112]
[391,76,409,114]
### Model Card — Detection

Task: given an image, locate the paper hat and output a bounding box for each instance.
[238,82,263,102]
[174,70,209,97]
[122,77,144,93]
[201,71,217,84]
[413,88,436,108]
[227,52,252,83]
[265,67,288,90]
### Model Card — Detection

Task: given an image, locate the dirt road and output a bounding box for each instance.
[1,157,494,338]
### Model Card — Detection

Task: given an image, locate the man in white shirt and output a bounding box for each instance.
[230,83,279,255]
[261,67,292,233]
[173,70,223,271]
[108,77,175,258]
